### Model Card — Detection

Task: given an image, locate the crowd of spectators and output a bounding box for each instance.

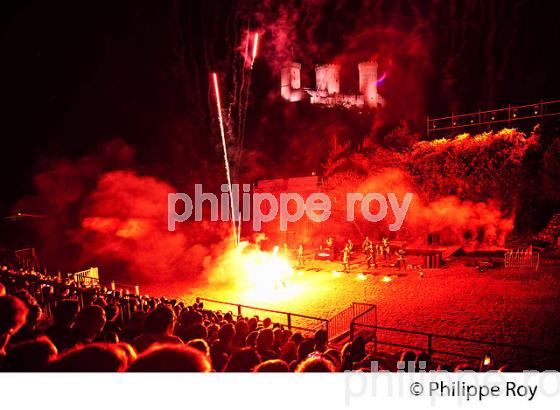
[1,265,506,372]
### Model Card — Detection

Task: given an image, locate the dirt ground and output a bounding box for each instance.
[155,252,560,368]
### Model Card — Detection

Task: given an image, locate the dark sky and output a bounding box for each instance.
[1,0,559,215]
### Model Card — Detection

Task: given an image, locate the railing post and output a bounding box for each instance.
[237,304,242,317]
[287,313,292,330]
[451,113,454,134]
[428,334,433,358]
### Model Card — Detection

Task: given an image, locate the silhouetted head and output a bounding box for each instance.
[127,344,211,372]
[280,340,297,363]
[350,336,366,362]
[399,350,417,371]
[296,356,335,372]
[314,329,328,352]
[185,323,208,341]
[178,309,202,328]
[74,305,106,341]
[186,338,210,357]
[115,342,137,366]
[247,317,258,332]
[144,305,176,335]
[246,331,258,347]
[218,323,235,344]
[297,338,315,361]
[323,348,342,371]
[0,295,28,351]
[415,351,430,371]
[454,363,476,372]
[105,303,120,321]
[2,336,57,371]
[290,332,303,346]
[254,359,289,372]
[256,328,274,350]
[224,347,261,372]
[234,320,249,339]
[46,343,128,371]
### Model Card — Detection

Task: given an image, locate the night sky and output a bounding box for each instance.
[2,0,560,216]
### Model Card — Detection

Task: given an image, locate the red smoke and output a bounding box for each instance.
[13,140,228,286]
[77,170,226,284]
[325,167,513,248]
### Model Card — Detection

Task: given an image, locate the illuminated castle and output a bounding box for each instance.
[280,61,385,109]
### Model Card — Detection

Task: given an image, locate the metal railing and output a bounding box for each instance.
[73,268,99,286]
[504,249,539,270]
[349,323,554,370]
[327,302,377,341]
[196,297,328,334]
[427,99,560,138]
[349,304,378,341]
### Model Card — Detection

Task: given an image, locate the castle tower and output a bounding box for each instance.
[281,62,302,101]
[315,64,340,95]
[358,61,379,107]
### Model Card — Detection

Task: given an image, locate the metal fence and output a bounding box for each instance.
[327,302,377,341]
[196,297,328,335]
[427,99,560,138]
[73,267,99,286]
[349,323,554,370]
[504,249,539,270]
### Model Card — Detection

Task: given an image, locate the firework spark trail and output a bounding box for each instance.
[236,29,251,165]
[237,31,260,174]
[251,32,259,68]
[235,31,260,243]
[212,72,238,244]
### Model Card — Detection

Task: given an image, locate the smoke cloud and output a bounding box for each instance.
[325,167,513,248]
[13,140,228,285]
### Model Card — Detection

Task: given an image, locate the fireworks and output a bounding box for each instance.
[209,240,302,303]
[251,32,259,68]
[212,72,238,244]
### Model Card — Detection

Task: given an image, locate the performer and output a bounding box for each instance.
[362,236,372,252]
[382,237,390,260]
[395,247,407,270]
[297,243,304,266]
[346,239,354,253]
[366,243,376,269]
[375,242,382,257]
[342,246,350,272]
